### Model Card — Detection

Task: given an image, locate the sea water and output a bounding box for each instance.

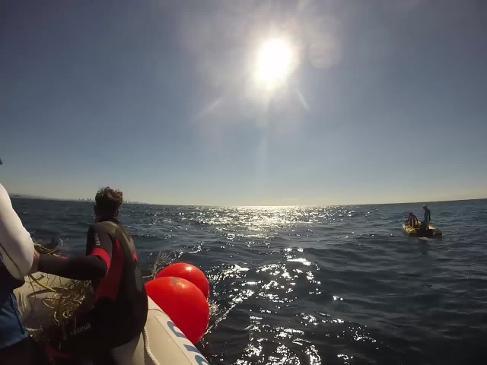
[13,198,487,364]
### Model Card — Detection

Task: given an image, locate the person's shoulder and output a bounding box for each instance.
[93,220,121,235]
[92,221,108,231]
[116,223,133,240]
[0,183,13,210]
[0,183,9,201]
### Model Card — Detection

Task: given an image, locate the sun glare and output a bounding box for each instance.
[254,37,297,90]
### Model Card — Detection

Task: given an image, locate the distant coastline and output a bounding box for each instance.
[10,194,94,203]
[10,193,487,208]
[10,194,147,205]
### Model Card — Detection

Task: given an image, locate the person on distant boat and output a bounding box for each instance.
[0,181,48,364]
[35,187,148,364]
[405,212,419,227]
[421,205,431,231]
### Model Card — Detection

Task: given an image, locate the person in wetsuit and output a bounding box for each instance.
[36,187,148,364]
[421,205,431,232]
[0,181,48,364]
[405,212,419,227]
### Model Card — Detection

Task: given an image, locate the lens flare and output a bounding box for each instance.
[254,37,297,90]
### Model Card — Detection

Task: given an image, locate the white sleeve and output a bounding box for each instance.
[0,183,34,279]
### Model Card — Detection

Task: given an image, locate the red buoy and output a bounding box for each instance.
[156,262,210,299]
[145,277,210,344]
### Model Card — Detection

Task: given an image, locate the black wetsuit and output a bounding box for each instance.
[421,208,431,231]
[38,219,148,362]
[423,209,431,226]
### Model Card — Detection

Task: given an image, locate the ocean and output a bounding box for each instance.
[12,198,487,364]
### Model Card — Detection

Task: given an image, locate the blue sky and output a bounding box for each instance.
[1,0,486,205]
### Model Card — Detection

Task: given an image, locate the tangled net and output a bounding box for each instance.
[26,244,93,345]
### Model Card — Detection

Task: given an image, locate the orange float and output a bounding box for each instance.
[156,262,210,299]
[145,276,210,344]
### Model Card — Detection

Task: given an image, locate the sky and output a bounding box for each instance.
[0,0,486,206]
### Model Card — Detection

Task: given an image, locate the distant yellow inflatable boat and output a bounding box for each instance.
[402,223,442,239]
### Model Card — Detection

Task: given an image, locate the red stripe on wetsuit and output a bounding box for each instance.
[91,239,125,301]
[91,248,111,270]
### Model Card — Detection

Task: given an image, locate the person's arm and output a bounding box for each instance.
[37,254,107,280]
[0,183,35,279]
[37,225,113,280]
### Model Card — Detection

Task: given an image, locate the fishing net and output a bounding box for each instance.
[18,244,94,346]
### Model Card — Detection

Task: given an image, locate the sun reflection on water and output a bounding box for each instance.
[152,204,379,364]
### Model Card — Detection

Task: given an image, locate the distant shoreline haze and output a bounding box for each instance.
[9,193,487,208]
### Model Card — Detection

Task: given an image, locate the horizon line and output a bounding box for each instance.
[10,192,487,208]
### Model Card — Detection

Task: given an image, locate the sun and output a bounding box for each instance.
[254,37,297,90]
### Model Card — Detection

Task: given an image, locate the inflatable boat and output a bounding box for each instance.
[14,273,210,365]
[402,223,442,239]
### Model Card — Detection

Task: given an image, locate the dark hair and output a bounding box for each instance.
[95,187,123,218]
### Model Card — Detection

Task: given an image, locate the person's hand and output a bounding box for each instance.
[30,250,40,273]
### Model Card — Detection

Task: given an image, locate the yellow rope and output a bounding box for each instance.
[27,244,93,343]
[28,274,57,293]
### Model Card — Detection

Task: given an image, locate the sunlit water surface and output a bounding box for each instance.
[13,198,487,364]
